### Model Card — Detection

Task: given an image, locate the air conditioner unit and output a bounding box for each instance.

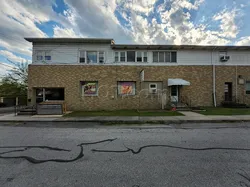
[220,55,230,62]
[149,88,157,94]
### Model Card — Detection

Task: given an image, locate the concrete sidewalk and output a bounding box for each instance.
[1,112,250,124]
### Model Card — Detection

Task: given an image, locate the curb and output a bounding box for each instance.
[0,119,249,124]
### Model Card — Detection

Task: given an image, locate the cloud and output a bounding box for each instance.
[53,25,80,37]
[213,8,239,38]
[0,50,28,63]
[235,36,250,45]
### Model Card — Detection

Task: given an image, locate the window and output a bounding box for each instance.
[45,88,64,100]
[45,51,51,61]
[87,51,97,63]
[143,52,148,62]
[99,51,105,63]
[149,83,157,94]
[35,88,64,103]
[79,51,85,63]
[127,51,135,62]
[79,51,104,63]
[115,52,119,62]
[171,52,177,62]
[81,81,98,96]
[137,51,142,62]
[153,52,158,62]
[120,52,126,62]
[165,52,170,62]
[159,52,164,62]
[36,51,43,61]
[153,51,177,63]
[246,81,250,94]
[117,81,136,95]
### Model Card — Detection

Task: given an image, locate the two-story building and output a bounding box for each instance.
[25,38,250,111]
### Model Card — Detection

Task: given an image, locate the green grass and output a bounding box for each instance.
[64,110,183,117]
[197,107,250,115]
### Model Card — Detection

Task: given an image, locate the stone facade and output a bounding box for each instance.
[28,64,250,111]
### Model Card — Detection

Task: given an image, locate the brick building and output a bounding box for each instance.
[26,38,250,111]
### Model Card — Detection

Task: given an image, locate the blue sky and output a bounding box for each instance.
[0,0,250,76]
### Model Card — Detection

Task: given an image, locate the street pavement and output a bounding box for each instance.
[0,124,250,187]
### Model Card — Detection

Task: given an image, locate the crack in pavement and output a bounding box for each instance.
[238,170,250,187]
[1,138,250,164]
[0,138,116,164]
[0,146,70,152]
[92,144,250,154]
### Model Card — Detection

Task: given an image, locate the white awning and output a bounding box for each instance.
[168,79,190,86]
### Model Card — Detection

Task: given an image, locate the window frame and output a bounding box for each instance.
[79,51,105,64]
[153,51,177,63]
[117,81,136,96]
[81,81,99,96]
[44,51,52,61]
[36,51,44,61]
[115,51,148,63]
[246,81,250,95]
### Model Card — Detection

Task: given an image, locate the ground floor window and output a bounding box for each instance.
[81,81,98,96]
[117,81,136,95]
[36,88,64,103]
[246,81,250,94]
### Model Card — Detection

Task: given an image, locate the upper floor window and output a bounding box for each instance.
[36,51,43,61]
[87,51,97,63]
[115,51,148,62]
[79,51,105,64]
[45,51,51,61]
[153,51,177,63]
[36,51,51,61]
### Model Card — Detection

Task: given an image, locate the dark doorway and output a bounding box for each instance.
[224,82,232,101]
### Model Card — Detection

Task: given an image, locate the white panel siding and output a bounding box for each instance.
[32,44,250,66]
[32,43,114,64]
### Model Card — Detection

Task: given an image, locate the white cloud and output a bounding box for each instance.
[0,50,28,63]
[235,36,250,45]
[213,8,239,38]
[53,26,80,37]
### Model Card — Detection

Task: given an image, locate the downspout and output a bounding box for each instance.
[212,47,217,107]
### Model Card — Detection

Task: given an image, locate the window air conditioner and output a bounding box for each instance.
[220,55,230,62]
[149,88,157,94]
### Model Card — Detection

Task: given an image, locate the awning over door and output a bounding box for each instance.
[168,79,190,86]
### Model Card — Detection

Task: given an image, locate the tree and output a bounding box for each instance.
[0,60,28,97]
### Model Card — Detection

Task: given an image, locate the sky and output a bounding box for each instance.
[0,0,250,76]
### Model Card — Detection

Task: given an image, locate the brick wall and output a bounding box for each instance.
[28,64,250,110]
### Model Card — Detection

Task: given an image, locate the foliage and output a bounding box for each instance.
[0,60,28,97]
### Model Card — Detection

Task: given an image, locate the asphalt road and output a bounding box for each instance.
[0,124,250,187]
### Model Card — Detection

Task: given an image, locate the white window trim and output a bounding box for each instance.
[115,51,148,63]
[153,51,177,63]
[136,51,148,62]
[78,50,105,64]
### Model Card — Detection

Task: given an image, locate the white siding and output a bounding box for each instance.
[32,43,114,64]
[32,44,250,66]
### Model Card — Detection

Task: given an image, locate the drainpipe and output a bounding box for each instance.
[212,47,217,107]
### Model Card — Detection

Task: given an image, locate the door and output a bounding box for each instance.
[224,82,232,101]
[171,85,178,103]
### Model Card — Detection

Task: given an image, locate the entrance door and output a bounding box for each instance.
[171,85,178,103]
[224,82,232,101]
